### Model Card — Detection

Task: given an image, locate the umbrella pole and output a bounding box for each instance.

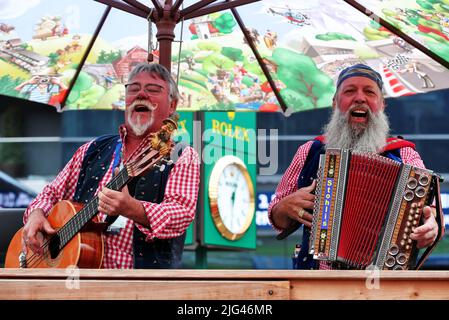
[151,3,180,72]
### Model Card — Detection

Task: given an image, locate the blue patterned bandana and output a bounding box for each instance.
[337,64,383,90]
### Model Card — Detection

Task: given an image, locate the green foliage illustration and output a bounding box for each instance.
[271,48,334,111]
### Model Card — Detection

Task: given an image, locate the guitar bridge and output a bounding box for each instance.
[19,251,27,268]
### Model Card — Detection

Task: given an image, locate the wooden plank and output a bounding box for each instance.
[1,269,449,280]
[291,278,449,300]
[1,270,449,300]
[0,280,290,300]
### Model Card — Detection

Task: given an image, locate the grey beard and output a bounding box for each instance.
[128,114,151,136]
[127,100,155,136]
[323,106,390,153]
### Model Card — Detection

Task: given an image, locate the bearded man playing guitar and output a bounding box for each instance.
[10,63,200,269]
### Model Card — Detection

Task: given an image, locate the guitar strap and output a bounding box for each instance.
[103,140,123,230]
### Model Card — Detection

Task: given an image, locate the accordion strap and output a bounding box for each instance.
[415,176,446,270]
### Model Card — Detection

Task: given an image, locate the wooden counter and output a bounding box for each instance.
[1,269,448,300]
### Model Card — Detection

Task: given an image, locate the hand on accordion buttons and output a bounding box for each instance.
[409,206,438,249]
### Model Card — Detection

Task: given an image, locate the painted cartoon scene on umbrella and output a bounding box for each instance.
[1,0,449,112]
[358,0,449,63]
[238,0,449,112]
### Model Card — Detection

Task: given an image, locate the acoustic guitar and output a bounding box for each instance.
[5,115,179,268]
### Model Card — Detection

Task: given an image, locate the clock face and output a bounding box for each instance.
[209,156,255,241]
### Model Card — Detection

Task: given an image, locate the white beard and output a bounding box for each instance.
[126,99,156,136]
[127,113,152,136]
[323,104,390,153]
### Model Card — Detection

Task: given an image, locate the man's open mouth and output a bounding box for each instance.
[350,109,368,118]
[135,105,150,112]
[131,99,157,112]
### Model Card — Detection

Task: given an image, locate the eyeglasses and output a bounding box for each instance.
[124,83,165,96]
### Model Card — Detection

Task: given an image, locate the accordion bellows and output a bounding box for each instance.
[309,148,436,270]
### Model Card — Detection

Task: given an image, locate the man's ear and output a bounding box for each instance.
[169,99,178,114]
[332,95,336,109]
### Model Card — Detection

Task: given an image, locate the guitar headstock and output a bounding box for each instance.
[126,113,179,178]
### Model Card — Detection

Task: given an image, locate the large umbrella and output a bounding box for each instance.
[0,0,448,113]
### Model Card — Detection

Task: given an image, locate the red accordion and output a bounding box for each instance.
[309,148,444,270]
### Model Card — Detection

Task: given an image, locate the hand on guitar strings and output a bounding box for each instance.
[22,209,56,255]
[97,168,148,226]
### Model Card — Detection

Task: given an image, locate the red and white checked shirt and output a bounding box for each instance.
[267,140,426,270]
[24,125,200,269]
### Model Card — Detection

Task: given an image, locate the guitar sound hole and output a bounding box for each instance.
[48,236,61,259]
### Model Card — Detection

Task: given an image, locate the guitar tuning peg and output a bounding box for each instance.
[158,164,166,172]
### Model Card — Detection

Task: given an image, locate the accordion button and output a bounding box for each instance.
[415,187,426,198]
[408,215,413,222]
[388,245,399,256]
[419,175,430,186]
[404,190,414,201]
[412,220,418,226]
[411,203,418,209]
[406,221,411,227]
[385,256,396,268]
[400,240,406,246]
[402,234,408,240]
[404,227,409,234]
[396,253,407,265]
[414,214,420,219]
[405,245,411,250]
[407,178,418,189]
[407,238,413,244]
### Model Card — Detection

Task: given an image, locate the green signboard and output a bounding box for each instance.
[173,111,195,246]
[201,111,257,249]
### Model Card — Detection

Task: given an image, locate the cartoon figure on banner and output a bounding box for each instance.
[401,61,435,89]
[244,28,260,45]
[15,74,67,108]
[103,70,116,89]
[263,30,277,50]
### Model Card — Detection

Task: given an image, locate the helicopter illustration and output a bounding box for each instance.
[267,5,311,27]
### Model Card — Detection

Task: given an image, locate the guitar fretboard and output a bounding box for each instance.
[53,167,130,251]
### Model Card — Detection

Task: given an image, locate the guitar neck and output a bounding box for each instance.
[56,166,131,250]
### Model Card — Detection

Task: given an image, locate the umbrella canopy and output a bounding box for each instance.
[0,0,448,113]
